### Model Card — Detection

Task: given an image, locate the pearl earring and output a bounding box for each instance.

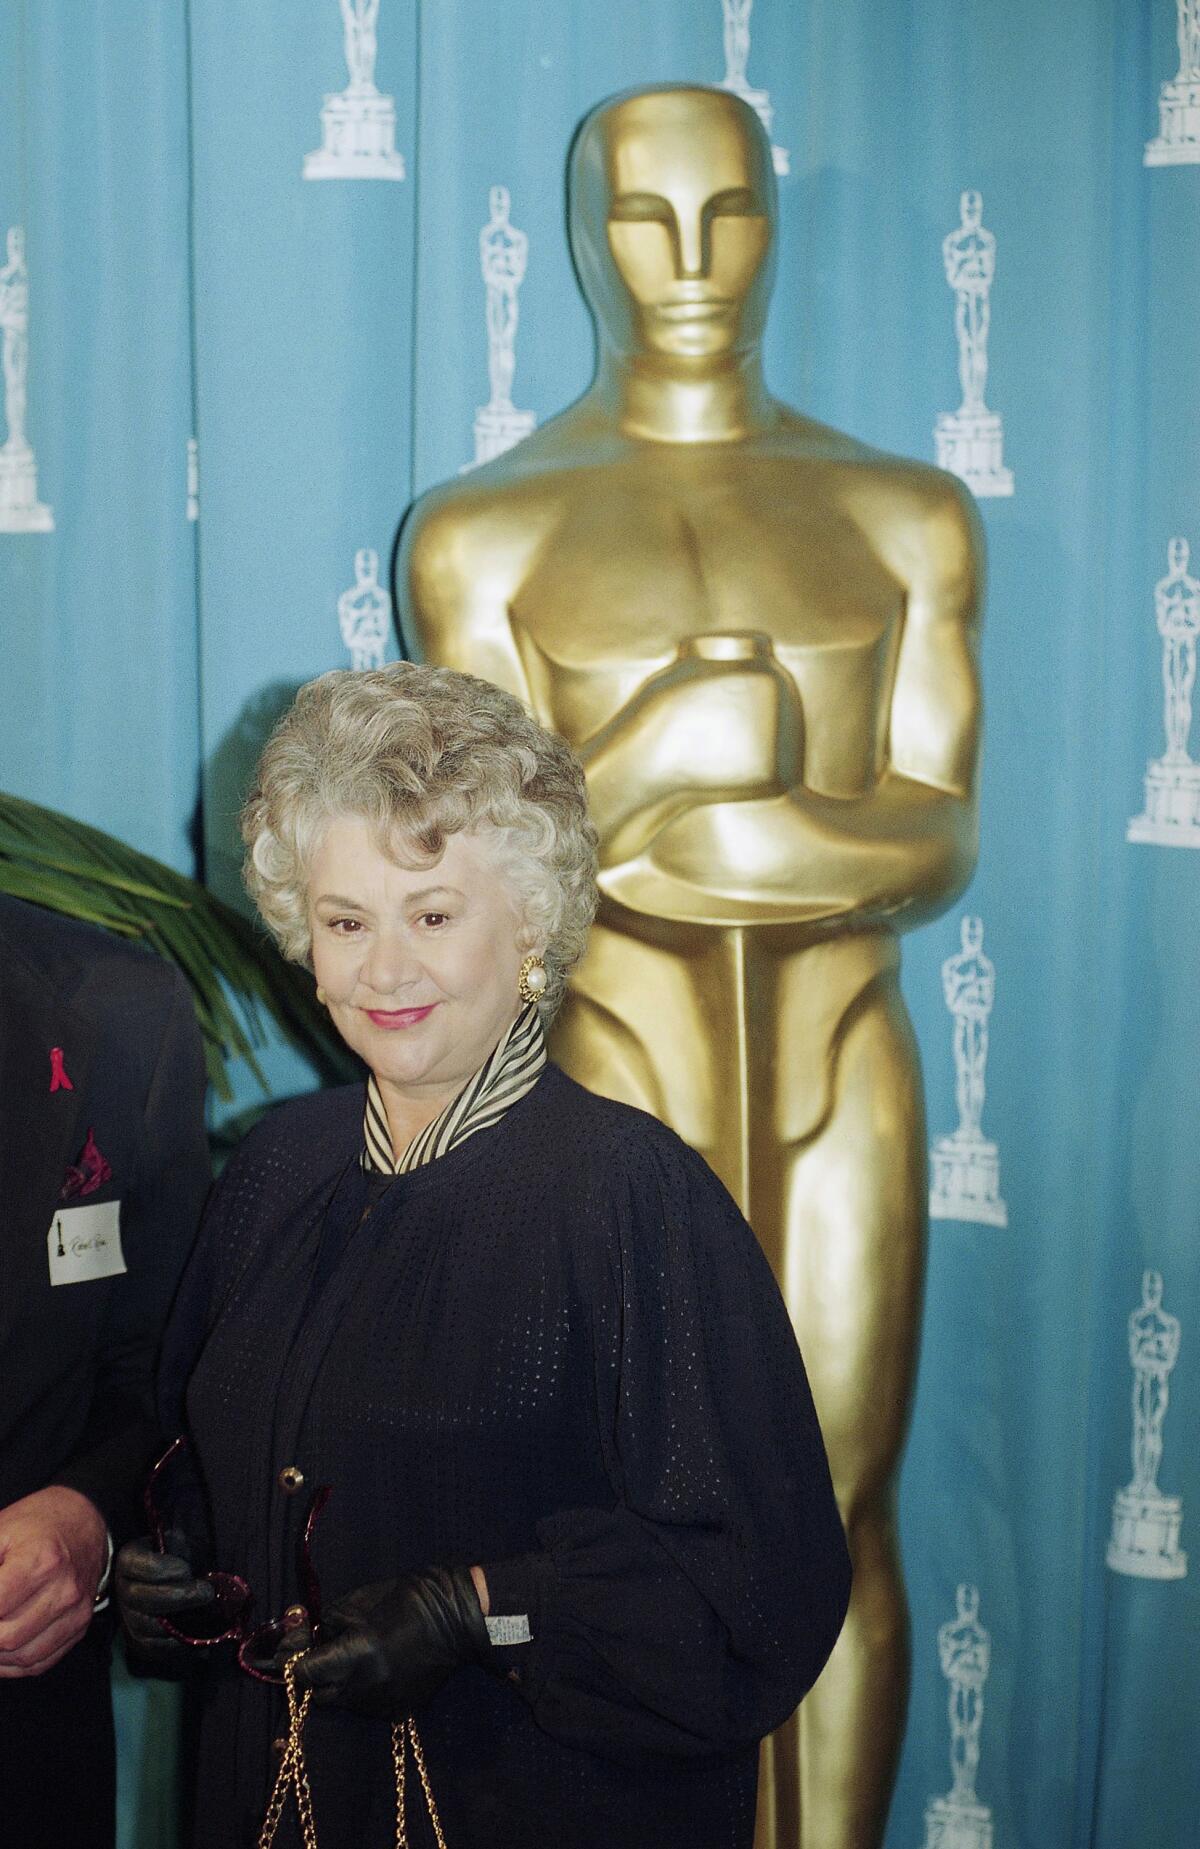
[316,985,327,1005]
[517,955,547,1004]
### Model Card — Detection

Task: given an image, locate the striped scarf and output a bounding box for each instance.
[361,1003,546,1176]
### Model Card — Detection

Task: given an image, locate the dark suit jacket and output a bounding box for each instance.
[0,892,211,1540]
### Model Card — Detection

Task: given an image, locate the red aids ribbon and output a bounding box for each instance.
[49,1046,74,1092]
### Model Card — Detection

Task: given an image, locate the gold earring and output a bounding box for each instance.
[316,985,327,1005]
[517,954,547,1005]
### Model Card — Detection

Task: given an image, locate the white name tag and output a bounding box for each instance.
[485,1614,531,1646]
[47,1202,125,1286]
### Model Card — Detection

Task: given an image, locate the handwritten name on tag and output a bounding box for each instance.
[485,1614,531,1646]
[47,1201,125,1286]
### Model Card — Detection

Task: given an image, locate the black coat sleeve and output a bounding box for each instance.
[52,973,211,1542]
[483,1127,851,1767]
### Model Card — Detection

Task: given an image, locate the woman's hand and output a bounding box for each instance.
[293,1565,491,1718]
[115,1532,215,1664]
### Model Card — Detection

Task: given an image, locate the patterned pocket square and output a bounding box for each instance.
[59,1128,113,1202]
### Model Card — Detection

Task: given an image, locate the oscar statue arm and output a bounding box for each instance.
[397,492,802,845]
[788,472,984,924]
[395,493,540,704]
[578,641,803,859]
[602,480,984,930]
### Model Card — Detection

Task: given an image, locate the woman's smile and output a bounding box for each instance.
[363,1002,440,1029]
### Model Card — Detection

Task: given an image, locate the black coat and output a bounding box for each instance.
[161,1064,850,1849]
[0,893,211,1845]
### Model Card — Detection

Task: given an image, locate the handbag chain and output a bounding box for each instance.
[258,1654,448,1849]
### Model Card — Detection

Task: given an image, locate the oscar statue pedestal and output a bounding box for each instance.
[1107,1487,1188,1580]
[0,444,53,532]
[1126,758,1200,847]
[304,87,405,180]
[934,412,1012,499]
[1145,77,1200,165]
[930,1133,1007,1227]
[471,404,536,468]
[922,1796,993,1849]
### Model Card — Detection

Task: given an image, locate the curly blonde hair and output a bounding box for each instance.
[241,664,598,1015]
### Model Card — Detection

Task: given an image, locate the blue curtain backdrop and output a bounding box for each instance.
[1,3,1196,1846]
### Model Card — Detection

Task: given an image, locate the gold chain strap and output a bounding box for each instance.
[258,1656,448,1849]
[258,1659,317,1849]
[392,1715,448,1849]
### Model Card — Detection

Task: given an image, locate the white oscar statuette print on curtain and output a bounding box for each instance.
[304,0,406,181]
[717,1,789,176]
[0,227,53,533]
[463,187,536,472]
[929,917,1008,1228]
[337,547,390,669]
[934,194,1013,499]
[1126,538,1200,848]
[186,437,199,522]
[920,1587,995,1849]
[1107,1272,1188,1580]
[1145,0,1200,165]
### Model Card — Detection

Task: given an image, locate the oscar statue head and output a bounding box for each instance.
[568,85,777,373]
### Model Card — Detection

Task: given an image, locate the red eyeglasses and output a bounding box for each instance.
[143,1435,330,1685]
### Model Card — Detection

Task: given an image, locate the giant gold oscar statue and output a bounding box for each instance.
[397,85,984,1849]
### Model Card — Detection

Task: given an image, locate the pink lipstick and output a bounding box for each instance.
[364,1003,439,1029]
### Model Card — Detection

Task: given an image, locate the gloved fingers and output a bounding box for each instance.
[239,1616,313,1681]
[119,1575,217,1617]
[115,1531,218,1622]
[121,1608,198,1662]
[162,1527,199,1566]
[116,1539,197,1586]
[291,1627,375,1694]
[292,1625,400,1713]
[124,1611,187,1648]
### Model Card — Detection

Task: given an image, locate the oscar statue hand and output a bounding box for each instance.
[584,633,805,864]
[293,1565,491,1719]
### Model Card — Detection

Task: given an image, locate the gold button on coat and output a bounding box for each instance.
[277,1464,305,1495]
[282,1604,307,1629]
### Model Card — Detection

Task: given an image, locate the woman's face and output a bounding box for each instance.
[307,814,533,1108]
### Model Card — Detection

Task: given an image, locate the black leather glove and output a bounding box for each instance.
[293,1566,491,1718]
[115,1530,216,1665]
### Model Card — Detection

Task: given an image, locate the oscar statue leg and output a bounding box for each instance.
[753,979,926,1849]
[552,914,749,1200]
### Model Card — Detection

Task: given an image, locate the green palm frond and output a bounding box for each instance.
[0,792,357,1100]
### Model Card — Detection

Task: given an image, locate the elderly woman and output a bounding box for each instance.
[117,663,849,1848]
